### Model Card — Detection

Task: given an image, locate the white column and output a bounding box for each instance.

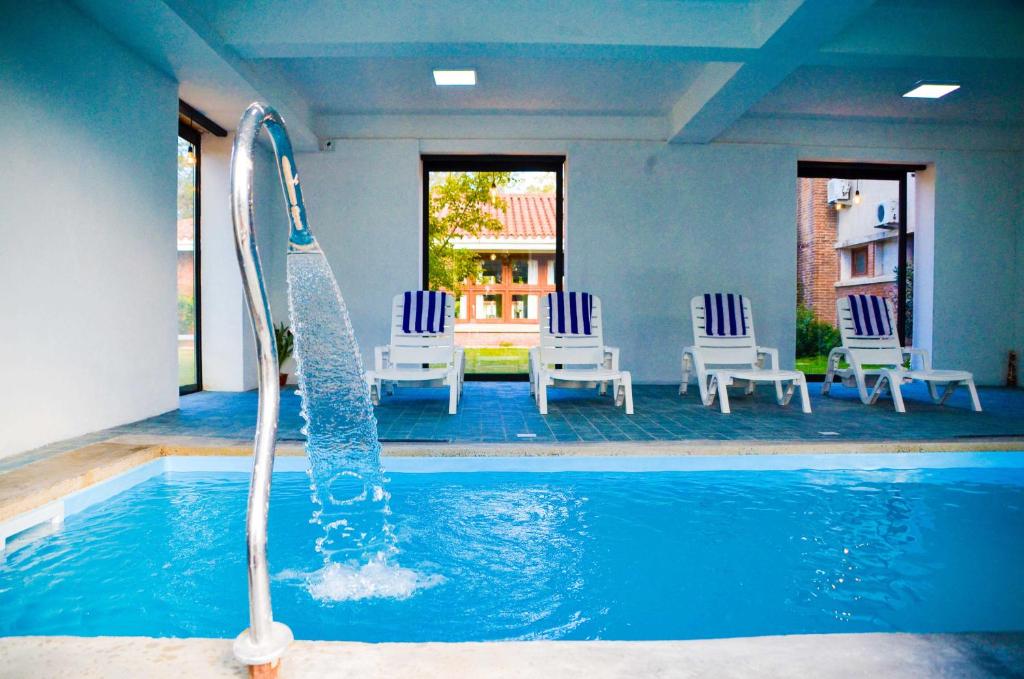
[200,133,258,391]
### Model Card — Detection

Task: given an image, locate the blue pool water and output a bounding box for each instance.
[1,465,1023,641]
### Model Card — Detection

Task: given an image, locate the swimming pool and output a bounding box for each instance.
[1,454,1022,641]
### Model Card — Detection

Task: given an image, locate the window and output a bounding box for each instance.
[480,257,502,284]
[475,294,503,319]
[851,246,869,277]
[511,258,529,284]
[177,123,202,393]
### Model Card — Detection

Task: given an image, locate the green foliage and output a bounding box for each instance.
[274,322,294,369]
[428,172,513,294]
[177,295,195,334]
[796,305,841,359]
[177,137,196,218]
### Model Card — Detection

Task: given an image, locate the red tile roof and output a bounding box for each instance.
[487,193,556,240]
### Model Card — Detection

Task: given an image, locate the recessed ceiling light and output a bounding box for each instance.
[433,69,476,86]
[902,82,960,99]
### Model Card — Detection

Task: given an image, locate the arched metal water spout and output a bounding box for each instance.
[230,102,318,671]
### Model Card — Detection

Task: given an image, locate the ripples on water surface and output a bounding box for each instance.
[1,468,1022,641]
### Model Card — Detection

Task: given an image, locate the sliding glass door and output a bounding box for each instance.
[177,123,202,393]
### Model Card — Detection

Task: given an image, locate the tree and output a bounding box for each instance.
[428,172,512,294]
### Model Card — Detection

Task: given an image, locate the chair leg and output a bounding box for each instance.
[717,375,732,414]
[798,377,812,413]
[858,372,875,405]
[937,381,958,406]
[538,379,549,415]
[966,378,983,412]
[620,372,634,415]
[774,379,784,403]
[884,371,907,413]
[778,380,795,407]
[448,372,459,415]
[680,353,692,396]
[703,374,719,407]
[365,376,380,405]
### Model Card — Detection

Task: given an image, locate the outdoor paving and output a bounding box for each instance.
[3,382,1022,473]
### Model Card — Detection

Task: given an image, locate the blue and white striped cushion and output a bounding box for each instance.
[703,293,748,337]
[401,291,447,334]
[847,294,893,337]
[546,292,593,336]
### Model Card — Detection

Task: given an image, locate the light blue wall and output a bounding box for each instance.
[0,0,179,456]
[931,151,1021,384]
[1018,154,1024,387]
[567,141,796,382]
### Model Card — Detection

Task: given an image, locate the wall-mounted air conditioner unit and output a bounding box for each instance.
[827,179,852,204]
[875,200,899,229]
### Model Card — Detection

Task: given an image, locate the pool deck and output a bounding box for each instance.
[2,632,1023,678]
[4,382,1024,475]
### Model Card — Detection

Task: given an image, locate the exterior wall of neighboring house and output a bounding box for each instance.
[796,178,839,324]
[797,177,915,326]
[451,193,556,346]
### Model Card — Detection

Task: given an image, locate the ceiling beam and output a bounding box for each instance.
[210,0,804,58]
[667,0,876,144]
[69,0,319,150]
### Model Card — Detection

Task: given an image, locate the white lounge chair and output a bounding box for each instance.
[529,291,633,415]
[680,293,811,414]
[365,291,465,414]
[823,294,981,413]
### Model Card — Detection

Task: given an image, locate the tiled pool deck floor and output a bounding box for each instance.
[4,381,1023,472]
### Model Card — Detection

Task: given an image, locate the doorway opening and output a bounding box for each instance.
[796,161,925,378]
[422,155,564,380]
[177,122,202,394]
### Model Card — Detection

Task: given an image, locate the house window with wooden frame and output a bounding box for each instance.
[851,245,869,277]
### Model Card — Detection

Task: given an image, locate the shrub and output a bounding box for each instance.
[178,295,195,334]
[796,305,841,358]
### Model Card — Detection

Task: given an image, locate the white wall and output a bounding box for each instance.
[276,135,1019,386]
[0,0,179,457]
[567,141,796,382]
[272,141,423,365]
[200,134,258,391]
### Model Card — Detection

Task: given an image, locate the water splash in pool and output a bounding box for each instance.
[286,252,435,601]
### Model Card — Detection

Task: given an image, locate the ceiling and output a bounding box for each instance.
[70,0,1024,149]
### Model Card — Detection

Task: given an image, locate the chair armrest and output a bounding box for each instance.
[682,346,707,373]
[902,347,931,371]
[374,345,390,371]
[603,346,620,371]
[826,346,855,370]
[756,346,780,371]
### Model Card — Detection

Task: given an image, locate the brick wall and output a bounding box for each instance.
[796,178,839,325]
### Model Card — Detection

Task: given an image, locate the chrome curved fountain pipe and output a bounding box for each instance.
[230,102,319,668]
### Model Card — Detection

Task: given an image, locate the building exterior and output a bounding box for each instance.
[451,193,556,347]
[797,178,914,326]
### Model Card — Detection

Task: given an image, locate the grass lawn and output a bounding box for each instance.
[464,347,529,374]
[179,345,196,386]
[795,355,831,375]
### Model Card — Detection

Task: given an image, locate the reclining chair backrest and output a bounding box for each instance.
[389,291,455,366]
[836,294,904,367]
[539,292,605,367]
[690,293,758,367]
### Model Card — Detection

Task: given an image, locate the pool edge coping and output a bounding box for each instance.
[1,631,1022,679]
[2,434,1024,536]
